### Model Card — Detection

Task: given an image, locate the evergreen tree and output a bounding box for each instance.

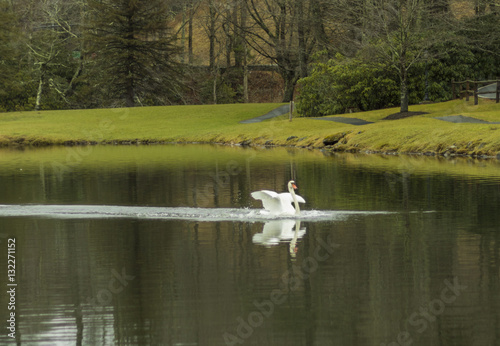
[86,0,182,107]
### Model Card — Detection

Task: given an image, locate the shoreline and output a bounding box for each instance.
[1,100,500,159]
[3,137,499,161]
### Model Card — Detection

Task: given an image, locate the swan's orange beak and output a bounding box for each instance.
[292,183,297,189]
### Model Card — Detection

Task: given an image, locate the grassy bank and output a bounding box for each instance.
[1,100,500,157]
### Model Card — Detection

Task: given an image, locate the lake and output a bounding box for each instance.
[0,144,499,345]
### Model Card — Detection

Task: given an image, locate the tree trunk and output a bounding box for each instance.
[283,84,295,102]
[281,68,297,102]
[240,1,248,102]
[310,0,329,54]
[212,66,218,104]
[126,83,135,107]
[126,59,135,107]
[226,35,232,67]
[296,0,308,79]
[243,42,249,103]
[181,8,186,63]
[35,74,44,111]
[188,8,193,65]
[400,69,409,113]
[208,0,216,69]
[233,0,244,68]
[65,59,83,97]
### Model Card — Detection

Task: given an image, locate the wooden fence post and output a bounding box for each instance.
[466,81,470,101]
[452,80,456,99]
[289,101,294,122]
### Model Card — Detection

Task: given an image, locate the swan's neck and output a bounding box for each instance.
[289,186,301,215]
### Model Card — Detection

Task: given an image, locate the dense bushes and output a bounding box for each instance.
[296,9,500,118]
[296,55,400,117]
[297,41,500,117]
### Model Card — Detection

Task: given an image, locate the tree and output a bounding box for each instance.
[86,0,182,107]
[179,0,200,65]
[221,0,250,101]
[244,0,317,102]
[0,1,23,111]
[20,0,83,110]
[205,0,220,69]
[459,1,500,79]
[339,0,451,113]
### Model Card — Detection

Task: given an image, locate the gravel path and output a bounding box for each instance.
[314,116,373,125]
[241,105,500,126]
[239,104,290,123]
[240,104,373,125]
[435,115,500,124]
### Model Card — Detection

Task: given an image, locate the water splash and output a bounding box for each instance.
[0,204,393,222]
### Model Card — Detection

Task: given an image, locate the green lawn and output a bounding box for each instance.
[2,100,500,157]
[0,103,284,144]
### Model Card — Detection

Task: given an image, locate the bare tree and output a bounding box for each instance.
[26,0,83,110]
[180,0,200,65]
[243,0,317,102]
[199,0,221,68]
[224,0,250,101]
[335,0,450,113]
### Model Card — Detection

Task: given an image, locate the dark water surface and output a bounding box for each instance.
[0,145,499,345]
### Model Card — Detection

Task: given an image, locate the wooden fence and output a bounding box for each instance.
[452,79,500,104]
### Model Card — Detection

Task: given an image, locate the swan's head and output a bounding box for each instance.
[288,180,298,191]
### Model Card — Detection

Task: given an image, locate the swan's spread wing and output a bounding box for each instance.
[251,190,279,200]
[251,190,305,214]
[277,193,306,204]
[251,190,284,213]
[295,194,306,203]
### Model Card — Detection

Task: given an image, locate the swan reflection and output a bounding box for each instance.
[252,220,306,250]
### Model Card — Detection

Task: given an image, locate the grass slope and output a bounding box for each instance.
[0,104,282,145]
[1,100,500,157]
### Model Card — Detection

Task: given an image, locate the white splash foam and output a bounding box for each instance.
[0,204,393,222]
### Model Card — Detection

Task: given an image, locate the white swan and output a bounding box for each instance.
[251,180,306,215]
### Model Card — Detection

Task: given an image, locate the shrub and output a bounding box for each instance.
[297,55,399,117]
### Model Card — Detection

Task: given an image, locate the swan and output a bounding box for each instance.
[251,180,306,215]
